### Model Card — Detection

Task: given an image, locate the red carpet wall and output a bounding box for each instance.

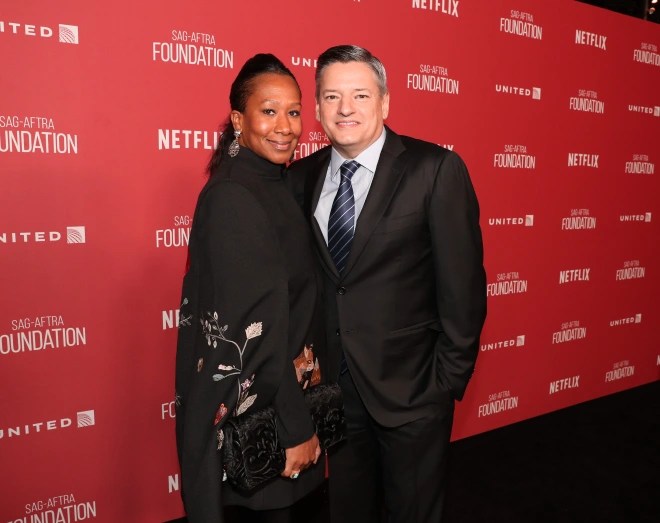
[1,0,658,521]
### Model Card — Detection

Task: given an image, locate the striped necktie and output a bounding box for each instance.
[328,160,360,273]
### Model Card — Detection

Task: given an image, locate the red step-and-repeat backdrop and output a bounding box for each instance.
[1,0,658,521]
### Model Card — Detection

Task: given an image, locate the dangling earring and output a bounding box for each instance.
[228,130,241,157]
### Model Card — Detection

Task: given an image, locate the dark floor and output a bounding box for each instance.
[444,380,660,523]
[169,380,660,522]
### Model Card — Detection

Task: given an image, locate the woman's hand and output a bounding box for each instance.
[281,434,322,479]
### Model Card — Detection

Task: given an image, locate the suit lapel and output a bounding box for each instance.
[307,149,340,280]
[343,129,407,277]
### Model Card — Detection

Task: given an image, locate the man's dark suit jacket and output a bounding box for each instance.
[287,128,487,427]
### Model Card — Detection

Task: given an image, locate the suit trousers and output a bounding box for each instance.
[329,370,454,523]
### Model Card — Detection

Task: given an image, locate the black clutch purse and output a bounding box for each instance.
[222,383,346,492]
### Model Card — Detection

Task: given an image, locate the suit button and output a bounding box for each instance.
[337,287,346,295]
[336,329,340,336]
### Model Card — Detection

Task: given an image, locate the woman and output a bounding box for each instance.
[175,54,325,522]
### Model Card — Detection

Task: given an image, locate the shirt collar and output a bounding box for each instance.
[330,127,387,181]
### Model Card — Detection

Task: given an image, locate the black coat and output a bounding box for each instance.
[175,147,325,522]
[287,128,487,427]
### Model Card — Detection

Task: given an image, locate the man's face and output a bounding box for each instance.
[316,61,389,159]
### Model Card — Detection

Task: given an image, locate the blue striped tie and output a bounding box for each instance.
[328,160,360,273]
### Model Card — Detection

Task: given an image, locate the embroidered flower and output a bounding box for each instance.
[178,298,192,327]
[245,322,263,340]
[217,429,225,450]
[202,313,261,357]
[241,376,254,391]
[197,358,204,372]
[235,373,258,415]
[198,313,263,415]
[236,394,257,416]
[214,403,228,425]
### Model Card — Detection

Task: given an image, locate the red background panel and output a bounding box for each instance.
[1,1,658,521]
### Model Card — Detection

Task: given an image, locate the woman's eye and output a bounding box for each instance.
[289,110,301,117]
[263,109,275,115]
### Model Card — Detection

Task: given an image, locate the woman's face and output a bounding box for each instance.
[232,73,302,164]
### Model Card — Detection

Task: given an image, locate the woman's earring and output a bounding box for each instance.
[228,130,241,157]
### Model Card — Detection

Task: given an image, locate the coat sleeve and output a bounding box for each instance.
[428,151,487,401]
[271,352,315,448]
[175,181,313,522]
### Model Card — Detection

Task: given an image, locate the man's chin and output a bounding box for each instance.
[331,136,358,148]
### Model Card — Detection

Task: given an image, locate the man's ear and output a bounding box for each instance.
[381,92,390,120]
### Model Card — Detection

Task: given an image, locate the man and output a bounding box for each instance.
[287,45,487,523]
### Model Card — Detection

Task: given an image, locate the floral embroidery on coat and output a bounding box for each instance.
[178,298,192,327]
[217,429,225,451]
[200,312,263,439]
[214,403,228,425]
[235,374,257,416]
[201,313,263,383]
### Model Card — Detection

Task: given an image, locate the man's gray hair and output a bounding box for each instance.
[315,45,388,98]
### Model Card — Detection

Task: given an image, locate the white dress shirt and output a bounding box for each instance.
[314,129,387,244]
